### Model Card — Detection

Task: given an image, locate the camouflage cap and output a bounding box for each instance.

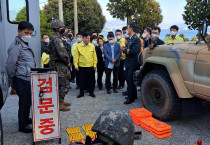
[92,108,135,145]
[51,19,65,29]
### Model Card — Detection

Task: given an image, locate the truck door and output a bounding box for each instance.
[0,0,8,110]
[194,47,210,97]
[5,0,40,65]
[0,0,40,108]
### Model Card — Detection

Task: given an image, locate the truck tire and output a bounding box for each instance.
[141,70,182,120]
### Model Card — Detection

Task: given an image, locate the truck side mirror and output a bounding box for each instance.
[201,19,207,38]
[200,19,210,51]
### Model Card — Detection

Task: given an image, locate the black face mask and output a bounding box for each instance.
[68,34,73,39]
[60,28,65,35]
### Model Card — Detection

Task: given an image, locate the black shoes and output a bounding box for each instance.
[77,93,84,98]
[19,125,33,133]
[125,97,137,100]
[107,90,111,94]
[99,87,102,90]
[90,93,96,98]
[124,100,134,105]
[122,91,128,96]
[113,89,118,93]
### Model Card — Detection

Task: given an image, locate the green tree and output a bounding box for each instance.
[179,33,185,39]
[165,34,170,38]
[184,37,190,42]
[180,33,190,42]
[107,0,147,24]
[15,7,52,38]
[134,0,163,32]
[43,0,106,34]
[40,10,53,37]
[15,7,27,22]
[182,0,210,40]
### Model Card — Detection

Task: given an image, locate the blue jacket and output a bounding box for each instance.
[103,42,121,68]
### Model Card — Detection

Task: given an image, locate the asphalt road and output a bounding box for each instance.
[1,82,210,145]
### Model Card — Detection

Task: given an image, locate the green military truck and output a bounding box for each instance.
[134,20,210,120]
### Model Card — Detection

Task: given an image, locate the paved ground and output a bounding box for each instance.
[1,82,210,145]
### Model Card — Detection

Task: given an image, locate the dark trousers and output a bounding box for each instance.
[97,66,105,88]
[118,60,125,87]
[105,66,119,90]
[79,67,95,94]
[13,77,31,128]
[76,68,80,87]
[71,64,76,81]
[125,64,137,101]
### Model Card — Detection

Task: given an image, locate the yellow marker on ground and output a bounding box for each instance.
[82,124,94,132]
[68,133,84,142]
[66,127,81,134]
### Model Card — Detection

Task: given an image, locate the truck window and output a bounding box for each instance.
[7,0,29,23]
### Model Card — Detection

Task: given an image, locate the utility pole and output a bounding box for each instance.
[58,0,64,22]
[74,0,78,36]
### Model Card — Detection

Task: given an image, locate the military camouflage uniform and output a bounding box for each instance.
[48,34,71,102]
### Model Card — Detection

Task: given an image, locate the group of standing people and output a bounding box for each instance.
[5,18,184,133]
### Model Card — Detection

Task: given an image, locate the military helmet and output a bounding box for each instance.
[92,108,135,145]
[51,19,65,29]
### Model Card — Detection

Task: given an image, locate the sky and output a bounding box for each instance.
[97,0,187,28]
[39,0,188,28]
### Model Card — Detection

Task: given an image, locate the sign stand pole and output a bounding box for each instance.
[59,138,61,144]
[0,112,3,145]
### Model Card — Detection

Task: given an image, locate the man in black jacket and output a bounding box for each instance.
[95,38,105,90]
[124,23,141,104]
[151,26,165,45]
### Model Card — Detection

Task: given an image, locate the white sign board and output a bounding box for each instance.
[31,72,60,142]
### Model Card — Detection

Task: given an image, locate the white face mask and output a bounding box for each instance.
[109,40,115,44]
[137,35,140,38]
[21,35,31,43]
[77,38,82,43]
[92,40,98,46]
[170,31,177,36]
[44,38,50,43]
[123,34,129,38]
[151,34,159,38]
[142,33,147,38]
[116,36,122,40]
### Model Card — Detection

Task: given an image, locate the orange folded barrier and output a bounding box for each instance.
[130,108,152,126]
[130,108,152,119]
[140,123,150,132]
[140,117,172,139]
[150,131,172,139]
[140,118,172,132]
[149,127,171,135]
[130,108,172,139]
[131,116,141,125]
